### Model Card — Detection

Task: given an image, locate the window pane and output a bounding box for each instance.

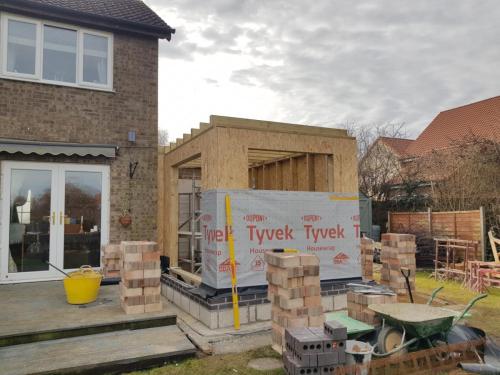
[7,20,37,75]
[63,171,102,269]
[9,169,52,273]
[83,34,108,85]
[43,25,77,83]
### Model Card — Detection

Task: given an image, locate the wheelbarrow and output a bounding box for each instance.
[369,289,487,357]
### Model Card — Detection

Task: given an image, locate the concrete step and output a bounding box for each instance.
[0,314,177,347]
[0,325,196,375]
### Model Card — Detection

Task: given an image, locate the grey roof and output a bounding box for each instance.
[0,138,117,158]
[0,0,174,39]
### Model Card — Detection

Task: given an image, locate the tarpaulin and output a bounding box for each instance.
[201,189,361,289]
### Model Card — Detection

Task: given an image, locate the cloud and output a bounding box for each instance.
[146,0,500,139]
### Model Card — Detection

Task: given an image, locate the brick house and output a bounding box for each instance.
[0,0,173,282]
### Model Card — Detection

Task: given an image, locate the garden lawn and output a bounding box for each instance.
[126,346,285,375]
[414,271,500,339]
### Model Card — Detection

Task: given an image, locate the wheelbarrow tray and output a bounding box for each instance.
[369,303,456,338]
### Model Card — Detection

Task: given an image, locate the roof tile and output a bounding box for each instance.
[405,96,500,156]
[378,137,415,157]
[2,0,173,38]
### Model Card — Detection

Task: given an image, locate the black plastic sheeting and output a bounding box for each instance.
[189,283,267,300]
[188,277,363,300]
[447,325,500,374]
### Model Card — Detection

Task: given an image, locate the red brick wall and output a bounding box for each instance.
[0,32,159,242]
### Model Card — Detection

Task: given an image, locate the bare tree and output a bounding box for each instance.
[339,122,407,201]
[158,128,169,146]
[421,136,500,228]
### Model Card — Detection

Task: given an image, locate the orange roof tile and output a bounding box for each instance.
[405,96,500,157]
[378,137,415,157]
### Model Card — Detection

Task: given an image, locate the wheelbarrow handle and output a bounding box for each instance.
[427,286,444,305]
[400,267,411,278]
[400,267,414,303]
[453,293,488,324]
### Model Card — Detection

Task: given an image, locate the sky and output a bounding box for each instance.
[145,0,500,142]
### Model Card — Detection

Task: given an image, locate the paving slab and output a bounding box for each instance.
[0,281,176,338]
[0,326,196,375]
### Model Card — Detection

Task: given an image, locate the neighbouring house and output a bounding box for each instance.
[399,96,500,202]
[0,0,174,283]
[358,136,415,201]
[363,96,500,202]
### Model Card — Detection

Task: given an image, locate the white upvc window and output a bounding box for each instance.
[0,13,113,91]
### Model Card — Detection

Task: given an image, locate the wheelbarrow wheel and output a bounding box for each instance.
[377,326,409,356]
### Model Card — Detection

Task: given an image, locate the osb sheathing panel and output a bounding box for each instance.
[159,117,358,262]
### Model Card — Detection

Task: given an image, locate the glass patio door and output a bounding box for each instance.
[61,167,107,270]
[1,162,59,281]
[1,162,109,282]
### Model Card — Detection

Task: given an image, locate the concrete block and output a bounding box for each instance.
[218,305,249,328]
[256,303,271,321]
[321,295,334,312]
[166,286,174,301]
[189,298,200,320]
[173,290,182,307]
[199,305,218,329]
[180,294,190,313]
[160,283,168,297]
[333,293,347,311]
[248,305,256,323]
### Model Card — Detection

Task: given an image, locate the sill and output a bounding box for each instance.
[0,74,115,93]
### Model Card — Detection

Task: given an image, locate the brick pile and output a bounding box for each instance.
[120,241,162,314]
[265,251,325,352]
[360,237,374,281]
[380,233,416,295]
[101,244,121,279]
[283,321,347,374]
[347,291,397,325]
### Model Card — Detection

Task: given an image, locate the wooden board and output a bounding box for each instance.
[169,267,202,286]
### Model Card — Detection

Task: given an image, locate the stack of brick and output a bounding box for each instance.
[101,244,121,279]
[120,241,162,314]
[283,321,347,374]
[265,251,324,352]
[380,233,416,296]
[360,237,374,281]
[347,291,397,325]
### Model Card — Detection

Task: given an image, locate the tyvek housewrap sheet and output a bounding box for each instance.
[201,190,361,289]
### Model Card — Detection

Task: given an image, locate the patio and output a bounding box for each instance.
[0,281,198,375]
[0,281,176,344]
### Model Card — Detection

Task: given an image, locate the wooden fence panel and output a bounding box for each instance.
[388,209,484,264]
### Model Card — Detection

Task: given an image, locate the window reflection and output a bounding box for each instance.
[63,171,102,269]
[9,169,51,273]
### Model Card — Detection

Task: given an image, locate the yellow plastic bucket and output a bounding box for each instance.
[63,265,103,305]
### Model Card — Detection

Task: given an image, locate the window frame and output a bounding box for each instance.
[0,12,113,91]
[78,30,114,90]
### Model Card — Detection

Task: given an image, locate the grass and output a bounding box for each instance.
[129,271,499,375]
[127,346,284,375]
[413,270,500,339]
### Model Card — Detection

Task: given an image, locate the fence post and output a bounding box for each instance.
[479,206,486,260]
[387,211,391,233]
[428,207,432,237]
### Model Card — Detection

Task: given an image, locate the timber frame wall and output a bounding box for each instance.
[158,115,358,267]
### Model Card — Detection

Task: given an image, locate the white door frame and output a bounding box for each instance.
[0,161,110,283]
